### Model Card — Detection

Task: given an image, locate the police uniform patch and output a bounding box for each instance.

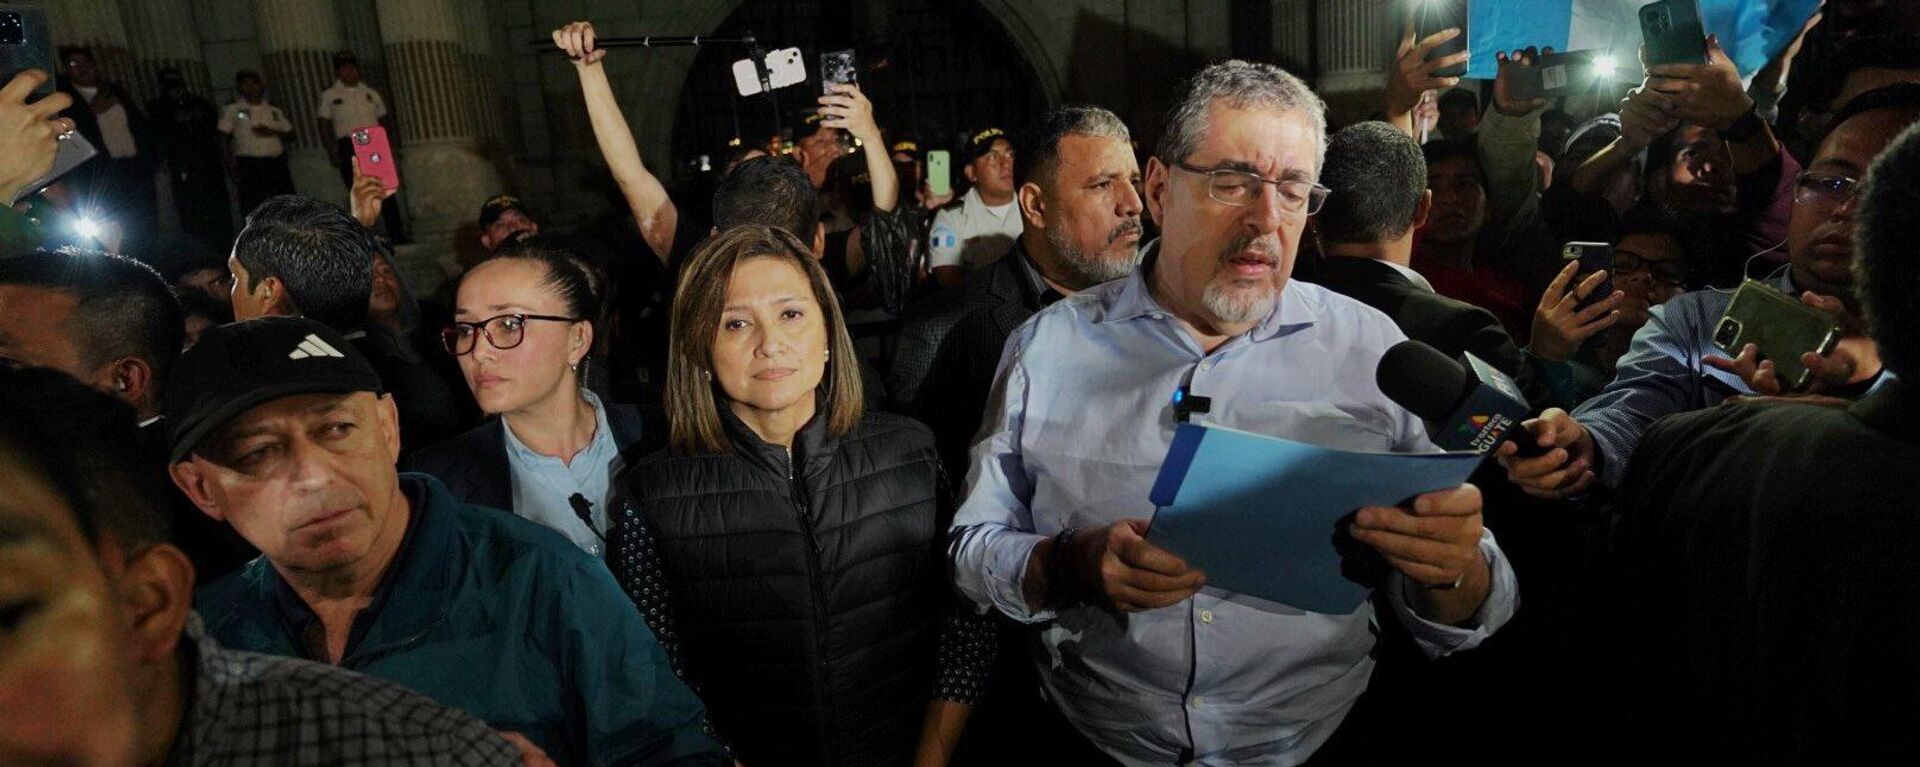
[931,224,958,250]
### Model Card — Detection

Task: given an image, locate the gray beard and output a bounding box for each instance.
[1201,279,1276,325]
[1045,226,1141,289]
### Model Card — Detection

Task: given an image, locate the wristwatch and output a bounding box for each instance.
[1718,106,1766,143]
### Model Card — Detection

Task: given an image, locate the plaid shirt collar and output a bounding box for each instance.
[165,612,519,766]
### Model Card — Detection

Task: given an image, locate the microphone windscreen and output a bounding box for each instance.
[1375,339,1471,422]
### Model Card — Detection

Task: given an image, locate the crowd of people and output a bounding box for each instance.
[2,4,1919,765]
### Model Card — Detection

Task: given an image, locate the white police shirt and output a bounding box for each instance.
[218,100,293,158]
[316,80,388,140]
[928,187,1022,270]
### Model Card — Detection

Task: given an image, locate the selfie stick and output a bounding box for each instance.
[531,33,783,134]
[528,34,760,51]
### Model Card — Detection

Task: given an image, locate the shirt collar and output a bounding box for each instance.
[1099,240,1318,343]
[501,389,611,465]
[1010,238,1065,307]
[1379,259,1436,292]
[262,475,451,664]
[965,186,1015,218]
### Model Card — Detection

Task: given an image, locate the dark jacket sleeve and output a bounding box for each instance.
[550,536,729,766]
[861,205,924,316]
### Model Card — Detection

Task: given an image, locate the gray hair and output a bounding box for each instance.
[1155,60,1328,172]
[1014,105,1133,189]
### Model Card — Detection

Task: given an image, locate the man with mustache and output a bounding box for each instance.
[166,317,727,766]
[949,62,1516,765]
[893,105,1145,472]
[1499,83,1920,499]
[0,367,524,767]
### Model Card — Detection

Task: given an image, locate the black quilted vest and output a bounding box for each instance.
[617,408,945,767]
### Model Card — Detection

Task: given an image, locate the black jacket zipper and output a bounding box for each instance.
[787,447,835,763]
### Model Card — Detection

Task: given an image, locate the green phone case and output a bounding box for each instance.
[927,150,951,198]
[1711,280,1841,391]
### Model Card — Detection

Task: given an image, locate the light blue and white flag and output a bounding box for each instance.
[1463,0,1822,79]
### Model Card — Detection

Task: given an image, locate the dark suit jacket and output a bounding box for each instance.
[1302,255,1550,410]
[402,401,664,513]
[1610,377,1920,763]
[908,244,1053,477]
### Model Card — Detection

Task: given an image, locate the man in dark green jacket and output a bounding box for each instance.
[167,316,725,767]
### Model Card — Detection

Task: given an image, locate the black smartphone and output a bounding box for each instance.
[1639,0,1708,66]
[1563,242,1614,311]
[1415,1,1469,78]
[820,49,856,96]
[0,4,54,98]
[1509,50,1596,102]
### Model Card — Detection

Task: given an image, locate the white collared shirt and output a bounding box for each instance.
[316,80,388,139]
[1380,258,1437,293]
[928,187,1023,270]
[218,99,293,158]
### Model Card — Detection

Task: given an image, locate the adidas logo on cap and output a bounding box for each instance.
[288,333,346,360]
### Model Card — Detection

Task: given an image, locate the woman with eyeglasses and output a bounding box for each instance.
[606,226,992,767]
[1526,207,1693,409]
[404,242,661,558]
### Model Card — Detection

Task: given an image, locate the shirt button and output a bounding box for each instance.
[1189,696,1204,708]
[1200,609,1214,623]
[588,544,601,556]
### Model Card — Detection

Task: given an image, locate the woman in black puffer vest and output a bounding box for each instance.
[609,226,993,767]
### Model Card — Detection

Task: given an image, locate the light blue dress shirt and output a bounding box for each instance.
[502,389,618,558]
[949,263,1519,766]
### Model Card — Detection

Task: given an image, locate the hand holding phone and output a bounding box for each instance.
[1,68,81,205]
[1530,252,1624,362]
[1707,281,1845,393]
[351,125,399,193]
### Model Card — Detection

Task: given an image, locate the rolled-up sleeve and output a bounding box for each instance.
[1385,527,1519,658]
[948,341,1055,624]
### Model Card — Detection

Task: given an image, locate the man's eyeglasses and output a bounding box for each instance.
[441,313,581,356]
[1793,171,1859,211]
[1171,162,1330,215]
[1611,252,1686,288]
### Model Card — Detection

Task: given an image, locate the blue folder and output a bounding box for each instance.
[1146,423,1483,614]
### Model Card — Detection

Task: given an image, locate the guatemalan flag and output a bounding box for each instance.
[1462,0,1823,79]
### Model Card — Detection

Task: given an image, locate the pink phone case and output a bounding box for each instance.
[351,125,400,192]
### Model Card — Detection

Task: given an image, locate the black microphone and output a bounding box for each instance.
[1375,340,1547,457]
[569,493,605,542]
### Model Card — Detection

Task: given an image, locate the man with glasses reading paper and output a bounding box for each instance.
[948,61,1518,765]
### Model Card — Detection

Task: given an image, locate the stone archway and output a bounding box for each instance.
[626,0,1066,176]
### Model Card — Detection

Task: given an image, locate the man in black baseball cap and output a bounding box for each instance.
[478,193,540,252]
[166,315,727,766]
